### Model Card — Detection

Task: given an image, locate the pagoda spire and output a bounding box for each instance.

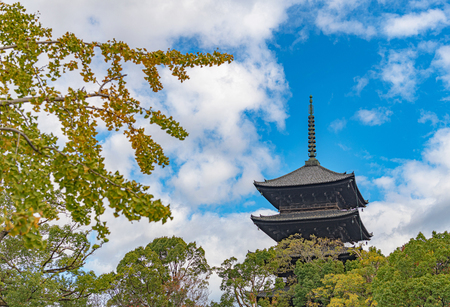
[306,95,320,166]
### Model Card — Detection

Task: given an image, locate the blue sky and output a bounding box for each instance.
[10,0,450,301]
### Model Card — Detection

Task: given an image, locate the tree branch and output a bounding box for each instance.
[0,92,109,106]
[0,127,43,155]
[0,229,9,244]
[98,74,127,93]
[0,40,59,51]
[14,105,31,128]
[41,229,72,270]
[0,254,22,274]
[44,145,141,197]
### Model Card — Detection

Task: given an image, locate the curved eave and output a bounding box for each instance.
[251,210,372,243]
[254,175,354,190]
[255,176,368,210]
[354,181,369,206]
[254,165,354,188]
[251,209,358,222]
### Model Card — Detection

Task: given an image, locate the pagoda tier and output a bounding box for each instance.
[254,164,368,212]
[251,209,372,243]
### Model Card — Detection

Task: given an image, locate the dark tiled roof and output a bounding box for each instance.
[254,165,353,187]
[251,209,358,222]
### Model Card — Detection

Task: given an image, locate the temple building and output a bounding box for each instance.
[251,96,372,244]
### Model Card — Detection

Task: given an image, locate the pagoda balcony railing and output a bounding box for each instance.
[279,202,340,213]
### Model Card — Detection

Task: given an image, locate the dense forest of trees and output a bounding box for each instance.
[1,218,450,306]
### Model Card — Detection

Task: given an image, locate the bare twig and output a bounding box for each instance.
[38,219,49,226]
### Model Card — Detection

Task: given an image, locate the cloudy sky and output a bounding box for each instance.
[8,0,450,301]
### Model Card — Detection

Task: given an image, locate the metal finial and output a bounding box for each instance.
[305,95,319,166]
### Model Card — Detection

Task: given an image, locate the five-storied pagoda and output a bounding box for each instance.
[251,96,372,244]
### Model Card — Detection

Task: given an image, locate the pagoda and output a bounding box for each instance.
[251,96,372,244]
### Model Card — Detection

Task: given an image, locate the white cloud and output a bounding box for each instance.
[365,127,450,254]
[354,107,393,126]
[433,45,450,89]
[146,59,288,206]
[373,175,396,191]
[351,76,369,95]
[338,143,351,151]
[16,0,293,50]
[380,49,419,101]
[417,40,439,53]
[329,118,347,132]
[315,11,377,38]
[418,110,440,126]
[383,9,448,38]
[100,133,136,179]
[355,175,370,186]
[307,0,377,39]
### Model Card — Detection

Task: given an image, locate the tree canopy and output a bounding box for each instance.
[0,221,110,306]
[108,236,211,307]
[0,2,233,247]
[216,248,287,307]
[373,231,450,307]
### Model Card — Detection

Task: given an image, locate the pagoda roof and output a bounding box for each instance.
[251,209,372,242]
[251,209,358,222]
[254,164,353,188]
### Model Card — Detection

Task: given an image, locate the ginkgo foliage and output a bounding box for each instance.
[0,2,233,247]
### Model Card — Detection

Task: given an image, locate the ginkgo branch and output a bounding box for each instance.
[0,92,110,106]
[0,127,135,197]
[45,146,141,196]
[98,74,127,93]
[0,127,43,154]
[14,105,31,127]
[0,40,59,51]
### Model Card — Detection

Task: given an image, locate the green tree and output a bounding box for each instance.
[276,235,346,282]
[216,248,288,307]
[372,232,450,307]
[208,292,235,307]
[307,247,385,307]
[293,259,344,307]
[108,236,211,307]
[275,235,346,307]
[0,221,110,306]
[0,2,233,247]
